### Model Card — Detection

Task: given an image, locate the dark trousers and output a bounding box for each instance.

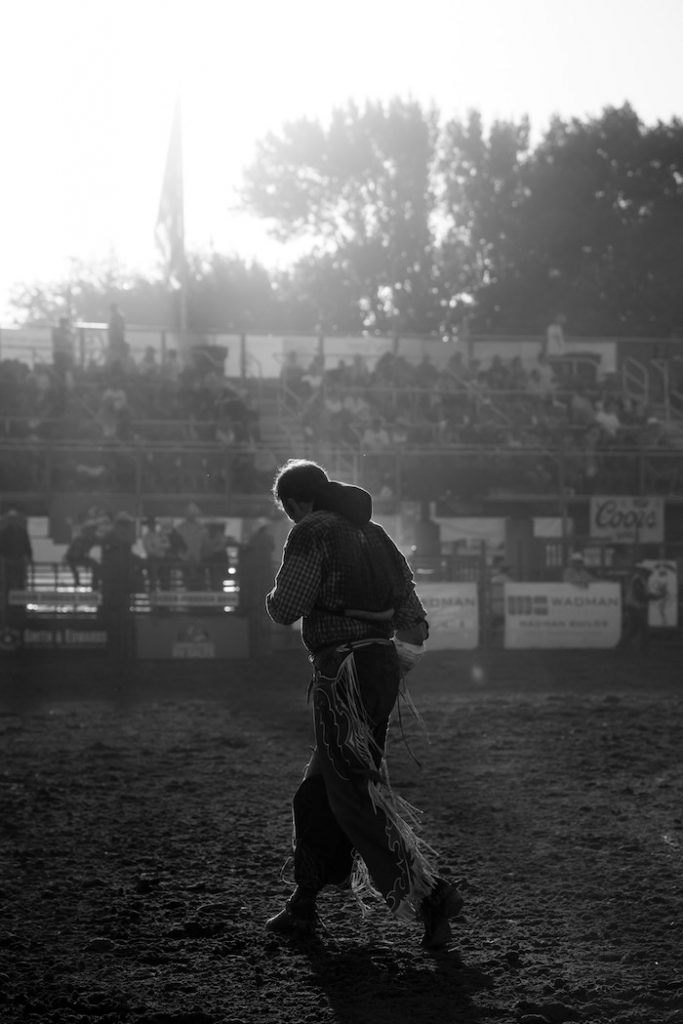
[291,642,437,918]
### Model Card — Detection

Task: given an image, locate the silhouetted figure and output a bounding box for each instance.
[100,511,141,663]
[239,518,275,654]
[620,562,656,653]
[0,508,33,623]
[264,459,462,951]
[107,303,126,368]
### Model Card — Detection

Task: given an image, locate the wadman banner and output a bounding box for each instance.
[589,496,664,544]
[504,582,622,649]
[418,582,479,649]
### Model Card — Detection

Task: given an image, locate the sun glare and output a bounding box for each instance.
[1,0,682,317]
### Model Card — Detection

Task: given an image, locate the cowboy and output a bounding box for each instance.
[264,458,463,950]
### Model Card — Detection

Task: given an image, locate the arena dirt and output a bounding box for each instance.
[1,646,682,1024]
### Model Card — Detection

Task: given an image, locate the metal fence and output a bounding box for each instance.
[1,441,682,512]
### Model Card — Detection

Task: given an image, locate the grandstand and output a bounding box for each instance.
[1,322,682,659]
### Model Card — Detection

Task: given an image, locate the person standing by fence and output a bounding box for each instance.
[620,562,656,653]
[0,509,33,624]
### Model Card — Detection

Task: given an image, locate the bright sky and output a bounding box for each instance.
[1,0,682,322]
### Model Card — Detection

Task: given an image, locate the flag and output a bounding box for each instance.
[156,99,185,289]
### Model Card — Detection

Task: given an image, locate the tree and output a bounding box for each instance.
[241,98,444,334]
[8,254,285,334]
[439,104,683,335]
[439,110,534,332]
[516,104,683,335]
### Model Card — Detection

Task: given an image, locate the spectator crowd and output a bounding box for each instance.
[0,312,682,503]
[0,311,269,496]
[281,345,683,499]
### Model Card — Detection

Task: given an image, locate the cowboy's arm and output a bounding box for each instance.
[265,527,322,625]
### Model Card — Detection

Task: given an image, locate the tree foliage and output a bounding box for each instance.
[8,255,283,334]
[10,101,683,339]
[241,98,444,334]
[243,100,683,337]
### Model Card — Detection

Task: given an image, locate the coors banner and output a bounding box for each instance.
[589,495,664,544]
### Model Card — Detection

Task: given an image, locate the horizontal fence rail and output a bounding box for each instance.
[1,443,682,504]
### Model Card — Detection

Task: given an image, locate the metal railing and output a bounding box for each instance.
[1,558,239,617]
[1,442,682,513]
[622,356,650,405]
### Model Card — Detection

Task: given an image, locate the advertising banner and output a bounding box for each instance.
[135,614,248,659]
[418,582,479,650]
[642,560,679,628]
[589,496,664,544]
[504,582,621,649]
[0,623,108,651]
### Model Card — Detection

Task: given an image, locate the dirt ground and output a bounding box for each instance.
[1,645,683,1024]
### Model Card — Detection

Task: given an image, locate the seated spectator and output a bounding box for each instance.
[99,383,131,440]
[139,346,160,377]
[569,387,595,427]
[617,394,646,429]
[300,392,325,446]
[348,354,371,388]
[281,350,306,397]
[388,417,410,446]
[525,368,545,398]
[508,355,527,390]
[161,349,182,383]
[485,354,509,391]
[536,393,570,441]
[218,386,256,443]
[326,359,352,387]
[361,417,391,451]
[388,354,414,389]
[414,354,438,389]
[594,399,621,440]
[215,414,236,447]
[377,474,396,500]
[322,387,346,439]
[445,348,472,384]
[545,313,567,358]
[342,388,372,429]
[536,353,558,397]
[300,353,325,396]
[373,350,397,383]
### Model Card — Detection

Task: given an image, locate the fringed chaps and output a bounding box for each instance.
[308,641,439,921]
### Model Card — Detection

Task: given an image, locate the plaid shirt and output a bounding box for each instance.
[266,510,427,653]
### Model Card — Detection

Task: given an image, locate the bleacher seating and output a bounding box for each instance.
[1,329,683,520]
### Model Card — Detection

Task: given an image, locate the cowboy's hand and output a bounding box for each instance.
[395,621,428,646]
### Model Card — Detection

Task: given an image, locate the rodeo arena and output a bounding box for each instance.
[3,317,683,1024]
[0,320,681,662]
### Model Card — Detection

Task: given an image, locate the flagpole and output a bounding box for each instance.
[156,95,188,338]
[177,98,188,335]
